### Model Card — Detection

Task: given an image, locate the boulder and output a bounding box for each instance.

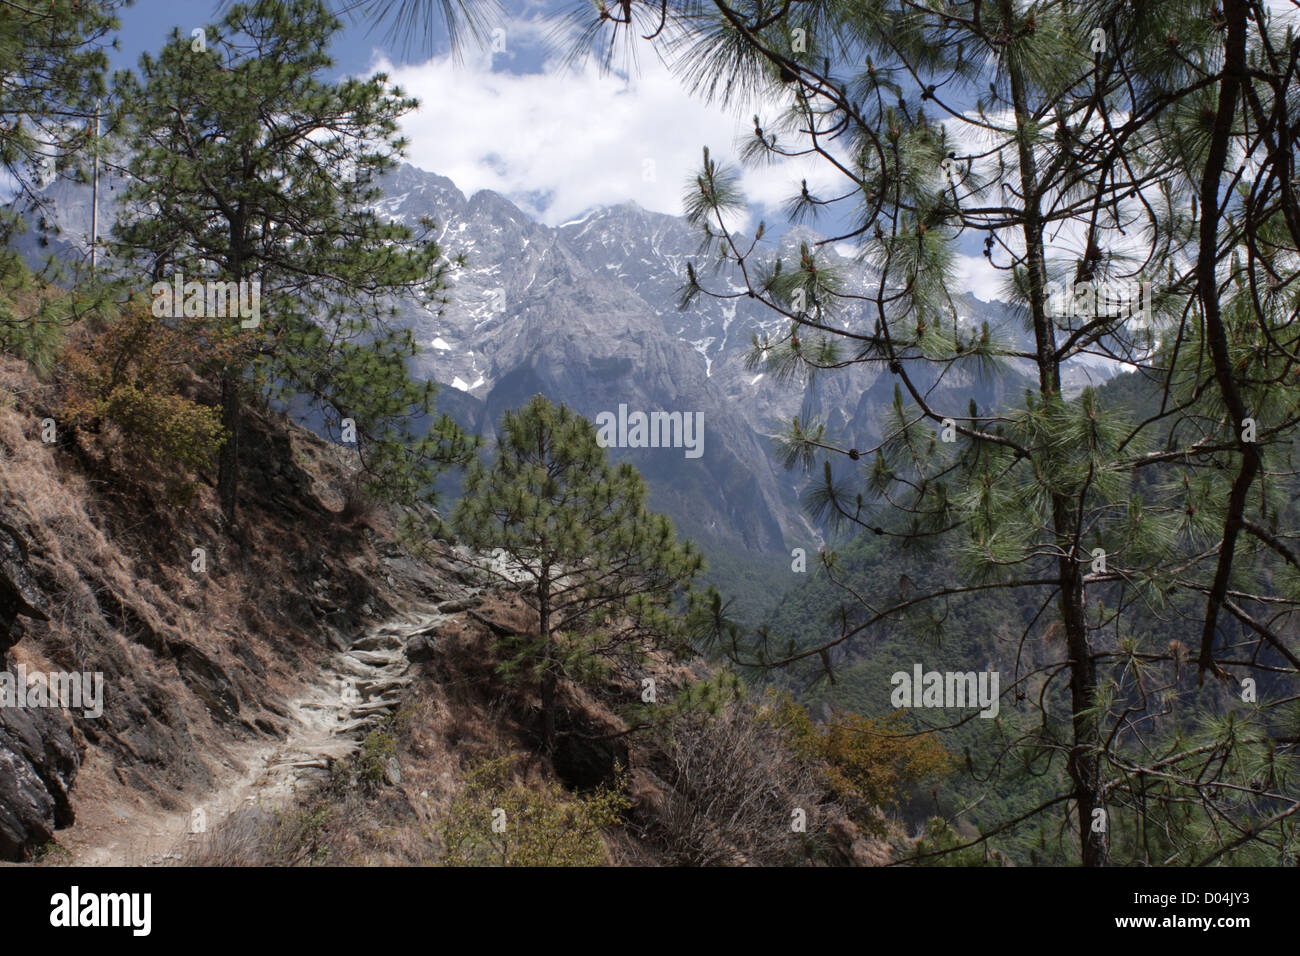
[404,632,438,663]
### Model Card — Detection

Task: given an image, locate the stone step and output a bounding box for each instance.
[356,677,411,697]
[331,657,379,679]
[267,758,332,771]
[345,649,404,667]
[350,634,406,652]
[349,699,400,717]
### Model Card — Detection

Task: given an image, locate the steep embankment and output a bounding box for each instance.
[64,608,458,865]
[1,351,886,866]
[0,351,469,861]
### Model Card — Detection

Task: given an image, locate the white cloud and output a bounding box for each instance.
[953,254,1009,303]
[375,29,841,228]
[1266,0,1300,21]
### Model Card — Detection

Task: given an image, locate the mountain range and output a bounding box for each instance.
[13,163,1115,603]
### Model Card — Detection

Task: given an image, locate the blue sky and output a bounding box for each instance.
[103,0,1023,300]
[112,1,1300,299]
[109,0,550,76]
[106,1,848,244]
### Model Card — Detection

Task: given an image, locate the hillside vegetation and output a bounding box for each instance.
[0,271,921,866]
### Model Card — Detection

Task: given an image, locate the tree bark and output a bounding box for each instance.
[219,210,249,528]
[1195,0,1258,680]
[1000,0,1108,865]
[217,369,240,524]
[539,566,556,753]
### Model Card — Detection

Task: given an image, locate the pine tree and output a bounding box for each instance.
[361,0,500,57]
[0,0,119,266]
[110,0,475,526]
[578,0,1300,865]
[453,395,704,752]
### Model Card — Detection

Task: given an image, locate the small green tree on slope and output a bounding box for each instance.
[453,395,704,752]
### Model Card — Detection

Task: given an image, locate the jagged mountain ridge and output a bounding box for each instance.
[13,162,1111,560]
[372,165,814,554]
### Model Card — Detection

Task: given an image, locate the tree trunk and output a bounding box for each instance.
[1195,0,1256,678]
[1000,0,1108,865]
[538,568,556,753]
[220,212,250,529]
[1056,502,1108,867]
[541,657,557,754]
[217,369,240,524]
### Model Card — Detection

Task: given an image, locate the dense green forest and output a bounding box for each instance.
[743,365,1300,864]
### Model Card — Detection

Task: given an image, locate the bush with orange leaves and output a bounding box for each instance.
[56,302,239,500]
[769,692,951,836]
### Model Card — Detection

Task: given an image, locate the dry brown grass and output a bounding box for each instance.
[1,349,861,866]
[635,702,842,866]
[0,353,425,861]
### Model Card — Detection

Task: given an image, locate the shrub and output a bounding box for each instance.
[357,720,400,789]
[0,260,68,373]
[646,701,839,866]
[57,302,235,496]
[912,816,1008,867]
[771,693,951,836]
[440,753,628,866]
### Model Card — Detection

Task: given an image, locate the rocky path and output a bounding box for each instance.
[67,608,459,866]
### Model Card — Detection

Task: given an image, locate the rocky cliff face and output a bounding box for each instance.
[0,351,453,860]
[0,515,76,858]
[0,682,80,859]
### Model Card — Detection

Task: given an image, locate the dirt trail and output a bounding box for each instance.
[65,609,455,866]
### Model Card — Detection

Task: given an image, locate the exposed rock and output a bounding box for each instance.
[466,608,518,638]
[383,756,402,786]
[0,519,48,667]
[171,642,241,723]
[404,633,438,663]
[436,597,480,614]
[0,702,82,860]
[0,519,79,860]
